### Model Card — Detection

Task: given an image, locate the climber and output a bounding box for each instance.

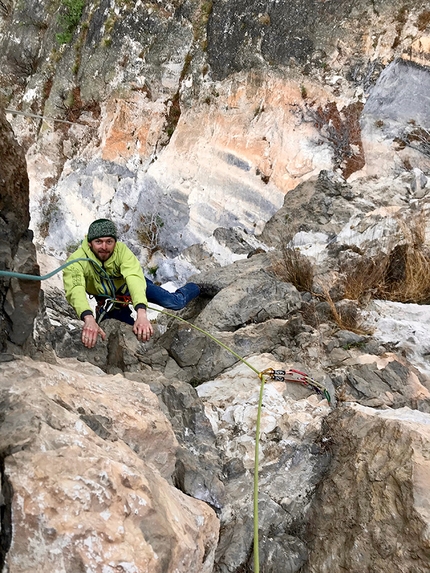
[63,218,217,349]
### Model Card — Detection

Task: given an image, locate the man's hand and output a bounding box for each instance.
[82,314,106,348]
[133,308,154,342]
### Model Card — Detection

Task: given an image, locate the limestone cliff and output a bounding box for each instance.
[2,2,430,573]
[1,0,430,258]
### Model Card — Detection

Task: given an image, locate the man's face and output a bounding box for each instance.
[89,237,116,262]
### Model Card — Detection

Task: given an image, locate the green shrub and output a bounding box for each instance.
[56,0,85,45]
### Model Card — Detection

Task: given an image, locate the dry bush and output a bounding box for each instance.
[343,255,389,302]
[417,10,430,31]
[342,211,430,304]
[0,0,11,17]
[56,86,101,127]
[272,240,369,332]
[271,245,314,292]
[380,245,430,303]
[303,101,365,179]
[136,213,164,255]
[355,245,430,304]
[395,121,430,158]
[319,285,372,335]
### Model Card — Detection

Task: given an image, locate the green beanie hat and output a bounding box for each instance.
[87,219,117,242]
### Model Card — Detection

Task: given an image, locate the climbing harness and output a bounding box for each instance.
[0,261,332,573]
[94,294,132,324]
[261,367,331,403]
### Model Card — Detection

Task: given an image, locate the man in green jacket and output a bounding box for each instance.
[63,219,203,348]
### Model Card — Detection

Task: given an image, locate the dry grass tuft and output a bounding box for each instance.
[342,212,430,304]
[343,256,388,302]
[271,245,314,293]
[272,210,430,333]
[319,286,372,335]
[380,245,430,303]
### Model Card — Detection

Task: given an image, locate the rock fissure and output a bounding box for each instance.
[0,456,13,572]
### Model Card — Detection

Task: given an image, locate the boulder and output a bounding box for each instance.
[303,403,430,573]
[0,356,219,573]
[333,356,430,410]
[150,257,303,381]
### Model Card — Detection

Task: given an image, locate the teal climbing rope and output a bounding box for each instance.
[0,258,100,281]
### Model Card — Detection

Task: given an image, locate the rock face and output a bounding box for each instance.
[0,107,40,351]
[360,58,430,176]
[303,404,430,573]
[0,108,29,244]
[24,161,430,571]
[2,1,430,571]
[2,0,430,258]
[0,356,219,573]
[207,0,388,80]
[196,355,332,573]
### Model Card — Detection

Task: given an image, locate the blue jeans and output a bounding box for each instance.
[97,278,200,325]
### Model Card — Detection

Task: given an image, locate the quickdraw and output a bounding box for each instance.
[261,367,331,403]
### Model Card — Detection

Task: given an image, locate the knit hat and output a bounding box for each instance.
[87,219,118,242]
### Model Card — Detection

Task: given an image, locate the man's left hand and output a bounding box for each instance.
[133,308,154,342]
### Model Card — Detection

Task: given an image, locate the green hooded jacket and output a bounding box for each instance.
[63,238,148,319]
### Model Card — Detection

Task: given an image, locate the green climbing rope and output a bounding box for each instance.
[147,306,266,573]
[254,372,266,572]
[0,262,331,573]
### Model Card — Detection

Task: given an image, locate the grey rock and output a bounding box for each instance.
[166,319,292,382]
[207,0,377,80]
[363,59,430,131]
[215,513,254,573]
[260,173,359,248]
[335,329,368,349]
[175,449,225,511]
[213,227,259,255]
[150,262,303,381]
[411,168,428,198]
[303,404,430,573]
[4,235,41,346]
[250,533,308,573]
[198,273,301,332]
[150,376,226,512]
[0,109,37,351]
[190,251,273,291]
[335,360,430,410]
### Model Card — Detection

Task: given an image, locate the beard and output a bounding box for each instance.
[89,245,114,262]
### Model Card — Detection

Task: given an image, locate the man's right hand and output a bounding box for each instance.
[82,314,106,348]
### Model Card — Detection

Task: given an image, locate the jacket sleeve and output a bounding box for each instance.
[63,253,93,319]
[118,244,148,307]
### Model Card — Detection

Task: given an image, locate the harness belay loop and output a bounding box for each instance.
[95,294,132,324]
